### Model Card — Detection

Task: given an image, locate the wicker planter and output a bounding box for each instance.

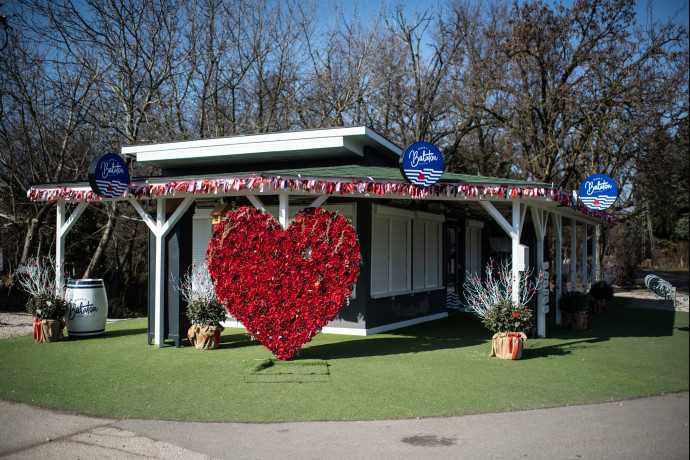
[187,324,224,350]
[33,318,66,343]
[490,332,527,360]
[563,311,590,330]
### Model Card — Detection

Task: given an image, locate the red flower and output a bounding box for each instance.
[207,207,360,360]
[513,312,520,318]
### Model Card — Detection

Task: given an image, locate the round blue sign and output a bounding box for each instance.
[399,142,444,186]
[88,153,130,198]
[579,174,617,210]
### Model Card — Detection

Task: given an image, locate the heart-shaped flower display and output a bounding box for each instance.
[207,206,360,360]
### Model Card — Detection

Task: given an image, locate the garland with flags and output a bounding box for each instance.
[26,174,618,225]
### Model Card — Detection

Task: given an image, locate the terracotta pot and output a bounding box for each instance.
[33,318,66,343]
[490,332,527,360]
[563,311,590,330]
[187,324,224,350]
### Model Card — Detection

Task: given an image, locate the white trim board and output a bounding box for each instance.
[322,312,449,336]
[220,312,449,337]
[122,126,402,168]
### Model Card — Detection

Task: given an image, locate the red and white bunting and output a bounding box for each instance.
[26,175,618,225]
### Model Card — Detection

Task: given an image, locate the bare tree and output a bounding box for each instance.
[24,0,188,278]
[476,0,687,190]
[384,1,465,147]
[0,20,95,277]
[297,4,386,129]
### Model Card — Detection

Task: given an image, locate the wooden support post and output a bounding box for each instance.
[553,214,563,326]
[582,224,588,292]
[571,219,577,291]
[246,195,266,211]
[130,196,194,347]
[55,201,88,293]
[478,200,524,304]
[530,206,549,337]
[279,193,289,229]
[592,225,599,282]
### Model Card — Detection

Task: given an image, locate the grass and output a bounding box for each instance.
[0,297,687,422]
[650,267,689,274]
[243,358,330,383]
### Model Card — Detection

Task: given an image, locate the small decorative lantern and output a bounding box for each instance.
[211,204,233,225]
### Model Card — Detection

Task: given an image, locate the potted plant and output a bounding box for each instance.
[463,259,542,359]
[589,280,613,314]
[179,264,226,350]
[18,256,67,343]
[483,299,534,359]
[559,291,590,329]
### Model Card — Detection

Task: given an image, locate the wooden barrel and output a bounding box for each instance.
[64,279,108,338]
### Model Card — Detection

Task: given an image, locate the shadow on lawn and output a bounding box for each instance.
[545,296,680,340]
[298,314,487,360]
[69,326,149,340]
[141,294,684,356]
[300,296,685,360]
[521,338,607,359]
[218,332,262,350]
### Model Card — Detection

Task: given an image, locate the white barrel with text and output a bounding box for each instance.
[64,279,108,338]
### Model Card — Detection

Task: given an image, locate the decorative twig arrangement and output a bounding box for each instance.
[463,259,543,318]
[176,263,217,305]
[17,255,64,299]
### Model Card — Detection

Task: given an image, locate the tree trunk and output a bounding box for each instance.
[645,201,655,263]
[82,203,119,279]
[19,203,54,265]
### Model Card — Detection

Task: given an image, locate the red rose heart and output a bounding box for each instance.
[207,207,360,360]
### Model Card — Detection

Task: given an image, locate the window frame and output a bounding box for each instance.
[412,210,445,293]
[370,204,414,298]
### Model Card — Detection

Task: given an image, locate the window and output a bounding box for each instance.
[412,211,444,291]
[192,207,213,267]
[371,205,413,297]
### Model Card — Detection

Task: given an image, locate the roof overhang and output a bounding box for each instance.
[26,171,617,227]
[121,126,402,169]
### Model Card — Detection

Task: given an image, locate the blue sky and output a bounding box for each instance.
[350,0,689,28]
[633,0,689,28]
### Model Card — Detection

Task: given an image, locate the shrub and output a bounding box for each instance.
[186,299,226,326]
[590,280,614,301]
[27,293,67,320]
[558,291,589,313]
[481,299,534,334]
[177,263,225,325]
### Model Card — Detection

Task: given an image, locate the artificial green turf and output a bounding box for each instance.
[243,358,330,383]
[0,297,687,422]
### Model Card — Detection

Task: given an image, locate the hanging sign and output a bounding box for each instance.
[88,153,130,198]
[400,141,444,186]
[579,174,617,210]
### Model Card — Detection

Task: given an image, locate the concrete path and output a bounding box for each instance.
[1,392,688,459]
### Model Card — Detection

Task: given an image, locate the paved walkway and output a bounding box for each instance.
[1,392,688,459]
